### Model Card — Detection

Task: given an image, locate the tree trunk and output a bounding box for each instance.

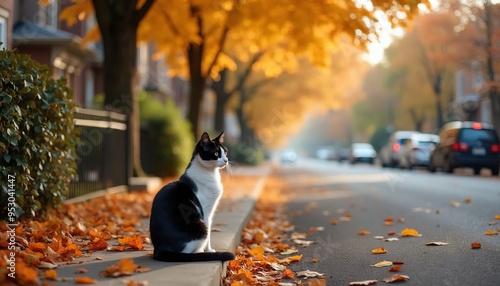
[489,90,500,133]
[92,0,154,179]
[212,69,231,132]
[188,42,206,137]
[432,74,444,129]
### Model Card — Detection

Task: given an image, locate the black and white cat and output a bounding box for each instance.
[149,131,236,262]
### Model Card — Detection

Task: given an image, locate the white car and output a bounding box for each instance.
[350,143,377,164]
[399,133,440,169]
[379,131,420,168]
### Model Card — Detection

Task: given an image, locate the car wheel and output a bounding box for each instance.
[428,163,436,173]
[443,158,454,174]
[473,168,481,175]
[491,166,500,176]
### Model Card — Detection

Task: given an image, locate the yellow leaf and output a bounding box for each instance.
[400,228,419,237]
[288,254,303,262]
[283,268,295,278]
[484,230,498,235]
[494,215,500,220]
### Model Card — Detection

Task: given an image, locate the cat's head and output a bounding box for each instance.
[193,131,228,169]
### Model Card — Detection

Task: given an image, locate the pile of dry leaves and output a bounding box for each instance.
[223,177,327,286]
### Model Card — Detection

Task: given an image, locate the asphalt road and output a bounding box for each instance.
[279,158,500,286]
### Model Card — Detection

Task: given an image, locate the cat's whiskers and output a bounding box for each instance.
[225,161,237,175]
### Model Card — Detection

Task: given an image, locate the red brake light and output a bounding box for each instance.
[491,144,500,153]
[393,143,400,152]
[471,122,482,130]
[452,142,469,152]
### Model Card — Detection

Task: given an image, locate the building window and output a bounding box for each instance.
[0,16,6,49]
[38,1,58,27]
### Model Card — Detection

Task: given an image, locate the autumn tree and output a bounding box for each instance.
[59,0,155,176]
[63,0,429,138]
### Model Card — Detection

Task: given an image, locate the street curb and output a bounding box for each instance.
[52,166,270,286]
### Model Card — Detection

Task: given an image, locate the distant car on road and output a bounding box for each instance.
[280,149,298,164]
[399,133,440,169]
[379,131,420,168]
[316,146,337,160]
[350,143,377,164]
[428,121,500,175]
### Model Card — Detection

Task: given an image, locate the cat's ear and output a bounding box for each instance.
[214,131,225,145]
[200,132,211,145]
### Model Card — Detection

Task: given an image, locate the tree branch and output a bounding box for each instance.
[134,0,155,23]
[227,51,265,96]
[160,7,181,38]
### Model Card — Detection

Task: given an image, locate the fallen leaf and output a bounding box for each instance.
[312,257,319,263]
[392,261,405,265]
[75,276,97,284]
[372,247,387,254]
[471,242,481,249]
[387,231,396,236]
[294,239,315,246]
[281,249,298,255]
[331,219,339,225]
[296,270,325,278]
[310,226,325,232]
[44,269,58,280]
[39,261,58,269]
[383,274,409,283]
[389,266,401,272]
[100,258,139,277]
[282,268,295,278]
[249,245,264,259]
[374,236,384,240]
[135,266,152,273]
[425,242,449,246]
[400,228,420,237]
[384,238,399,242]
[371,260,393,267]
[495,214,500,220]
[484,230,498,236]
[349,279,378,285]
[488,221,497,226]
[307,279,326,286]
[451,201,460,207]
[88,238,108,251]
[118,235,144,250]
[464,197,472,203]
[358,230,371,235]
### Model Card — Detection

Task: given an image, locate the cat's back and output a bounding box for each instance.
[152,175,198,207]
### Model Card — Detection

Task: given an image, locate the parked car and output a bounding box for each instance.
[379,131,420,168]
[350,143,377,164]
[399,133,440,169]
[280,149,298,164]
[316,146,337,160]
[428,121,500,175]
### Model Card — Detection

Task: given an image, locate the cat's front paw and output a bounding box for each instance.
[206,248,216,253]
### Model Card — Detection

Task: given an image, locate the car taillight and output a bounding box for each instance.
[471,122,482,130]
[452,142,469,152]
[393,143,400,152]
[491,144,500,153]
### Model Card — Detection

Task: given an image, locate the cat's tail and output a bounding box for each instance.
[153,251,236,262]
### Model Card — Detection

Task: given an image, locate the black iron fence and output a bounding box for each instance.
[68,107,128,200]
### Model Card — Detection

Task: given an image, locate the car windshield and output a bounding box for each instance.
[459,129,499,144]
[399,138,411,145]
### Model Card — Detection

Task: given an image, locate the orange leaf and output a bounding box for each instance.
[389,265,401,272]
[283,268,295,278]
[88,238,108,250]
[494,214,500,220]
[358,230,371,235]
[400,228,419,237]
[383,274,409,283]
[288,254,302,262]
[118,235,144,250]
[372,247,387,254]
[387,231,396,236]
[471,242,481,249]
[44,269,58,280]
[307,279,327,286]
[28,241,47,253]
[392,260,405,265]
[16,261,39,285]
[75,276,97,284]
[331,219,339,225]
[100,258,139,277]
[312,257,319,263]
[249,245,264,259]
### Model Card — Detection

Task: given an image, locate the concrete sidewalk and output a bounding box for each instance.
[53,164,272,286]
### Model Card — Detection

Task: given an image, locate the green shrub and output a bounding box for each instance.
[0,50,78,219]
[227,143,265,166]
[139,92,193,177]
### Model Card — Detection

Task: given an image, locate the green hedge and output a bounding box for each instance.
[139,92,193,177]
[226,143,265,166]
[0,50,78,219]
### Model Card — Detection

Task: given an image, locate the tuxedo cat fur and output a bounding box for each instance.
[150,131,235,262]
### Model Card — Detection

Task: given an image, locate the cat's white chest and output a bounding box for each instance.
[185,166,223,220]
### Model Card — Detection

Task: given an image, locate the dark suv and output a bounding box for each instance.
[428,121,500,175]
